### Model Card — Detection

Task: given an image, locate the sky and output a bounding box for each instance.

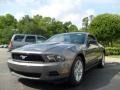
[0,0,120,27]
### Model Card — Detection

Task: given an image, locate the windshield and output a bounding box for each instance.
[46,33,86,44]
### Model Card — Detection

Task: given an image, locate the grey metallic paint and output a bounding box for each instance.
[8,32,105,80]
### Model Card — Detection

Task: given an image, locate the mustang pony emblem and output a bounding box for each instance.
[20,55,27,60]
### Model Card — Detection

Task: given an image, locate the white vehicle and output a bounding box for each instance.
[0,45,3,48]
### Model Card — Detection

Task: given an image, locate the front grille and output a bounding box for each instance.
[12,53,44,62]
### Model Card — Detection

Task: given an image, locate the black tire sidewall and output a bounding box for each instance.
[98,52,105,68]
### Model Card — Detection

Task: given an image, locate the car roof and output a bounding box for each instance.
[55,32,90,35]
[13,34,45,37]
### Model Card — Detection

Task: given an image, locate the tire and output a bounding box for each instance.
[69,56,84,86]
[97,53,105,68]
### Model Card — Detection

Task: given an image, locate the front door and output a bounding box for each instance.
[85,35,100,66]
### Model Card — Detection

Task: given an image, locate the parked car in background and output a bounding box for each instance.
[8,32,105,86]
[8,34,46,51]
[0,44,8,48]
[0,45,3,48]
[3,44,8,48]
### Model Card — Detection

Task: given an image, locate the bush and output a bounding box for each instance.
[105,47,120,55]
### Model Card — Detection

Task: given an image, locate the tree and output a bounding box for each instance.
[88,13,120,46]
[0,14,17,44]
[89,15,94,23]
[81,15,94,32]
[63,21,72,32]
[63,21,78,32]
[82,17,89,30]
[0,14,79,44]
[17,15,39,34]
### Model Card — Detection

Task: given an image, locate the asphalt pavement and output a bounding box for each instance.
[0,48,120,90]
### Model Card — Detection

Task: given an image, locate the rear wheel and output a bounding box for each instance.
[69,56,84,86]
[97,53,105,68]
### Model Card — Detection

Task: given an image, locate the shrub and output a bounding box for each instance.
[105,47,120,55]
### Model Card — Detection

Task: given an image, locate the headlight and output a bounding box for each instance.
[46,55,65,62]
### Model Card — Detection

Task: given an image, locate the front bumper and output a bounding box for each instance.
[8,59,72,80]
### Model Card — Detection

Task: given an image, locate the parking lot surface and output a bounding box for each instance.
[0,48,120,90]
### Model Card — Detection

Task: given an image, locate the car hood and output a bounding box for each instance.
[12,42,78,54]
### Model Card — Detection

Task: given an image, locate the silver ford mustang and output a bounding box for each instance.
[8,32,105,86]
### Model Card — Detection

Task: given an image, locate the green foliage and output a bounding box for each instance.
[17,15,78,38]
[105,47,120,55]
[0,14,78,44]
[88,13,120,46]
[0,14,17,44]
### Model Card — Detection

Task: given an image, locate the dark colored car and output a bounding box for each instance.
[8,32,105,86]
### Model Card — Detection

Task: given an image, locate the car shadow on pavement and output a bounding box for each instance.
[19,62,120,90]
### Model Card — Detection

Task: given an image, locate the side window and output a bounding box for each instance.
[87,35,97,44]
[88,35,95,41]
[14,35,24,42]
[25,36,36,43]
[37,36,46,43]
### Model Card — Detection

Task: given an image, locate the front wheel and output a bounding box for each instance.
[69,56,84,86]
